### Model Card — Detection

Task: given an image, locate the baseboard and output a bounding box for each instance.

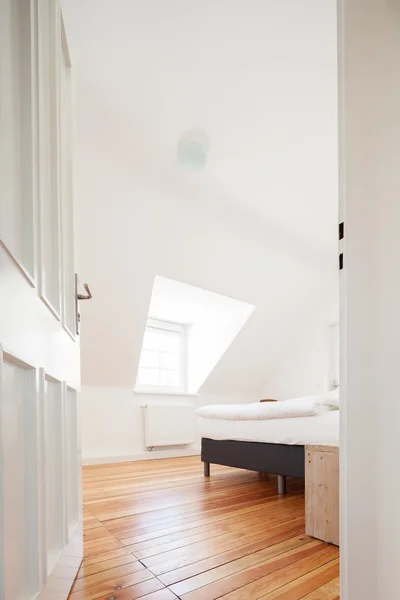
[83,447,201,466]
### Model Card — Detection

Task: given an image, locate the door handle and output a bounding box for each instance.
[77,283,92,300]
[75,275,92,335]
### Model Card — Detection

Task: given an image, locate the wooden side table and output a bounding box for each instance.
[305,443,339,546]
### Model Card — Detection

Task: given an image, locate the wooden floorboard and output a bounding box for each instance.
[68,456,339,600]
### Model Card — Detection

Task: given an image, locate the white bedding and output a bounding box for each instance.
[199,409,339,446]
[196,397,326,421]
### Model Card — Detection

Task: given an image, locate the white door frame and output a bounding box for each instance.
[338,0,400,598]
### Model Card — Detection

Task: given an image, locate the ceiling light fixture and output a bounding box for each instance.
[177,129,209,171]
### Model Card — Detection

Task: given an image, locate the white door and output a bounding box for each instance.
[0,1,82,599]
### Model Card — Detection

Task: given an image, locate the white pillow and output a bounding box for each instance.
[281,394,334,414]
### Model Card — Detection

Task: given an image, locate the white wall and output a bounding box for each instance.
[61,0,339,463]
[72,152,338,460]
[81,387,258,464]
[186,297,255,394]
[338,1,400,598]
[75,159,335,393]
[265,292,339,399]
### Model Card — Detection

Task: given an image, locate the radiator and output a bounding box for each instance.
[143,404,196,449]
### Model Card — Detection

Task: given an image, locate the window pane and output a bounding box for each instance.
[138,368,159,386]
[160,370,180,387]
[136,322,185,390]
[143,328,158,350]
[140,350,159,368]
[160,352,179,370]
[159,331,180,353]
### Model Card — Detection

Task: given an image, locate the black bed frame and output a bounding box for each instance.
[201,437,305,494]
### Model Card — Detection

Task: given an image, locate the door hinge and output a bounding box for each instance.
[339,222,344,270]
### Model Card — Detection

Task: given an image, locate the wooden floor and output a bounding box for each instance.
[69,456,339,600]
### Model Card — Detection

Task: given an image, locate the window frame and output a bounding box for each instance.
[135,318,187,394]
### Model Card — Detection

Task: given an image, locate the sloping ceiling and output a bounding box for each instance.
[62,0,338,393]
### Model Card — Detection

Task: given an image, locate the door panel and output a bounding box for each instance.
[0,2,81,599]
[37,0,61,315]
[66,388,80,538]
[0,354,39,600]
[60,28,75,338]
[0,0,35,277]
[44,376,64,576]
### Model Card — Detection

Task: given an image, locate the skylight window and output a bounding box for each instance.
[135,276,256,395]
[136,319,186,393]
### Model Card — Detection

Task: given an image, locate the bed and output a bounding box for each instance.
[199,408,339,494]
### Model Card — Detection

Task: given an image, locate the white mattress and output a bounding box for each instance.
[199,409,339,446]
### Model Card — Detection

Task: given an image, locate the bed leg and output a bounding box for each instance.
[277,475,287,495]
[204,462,210,477]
